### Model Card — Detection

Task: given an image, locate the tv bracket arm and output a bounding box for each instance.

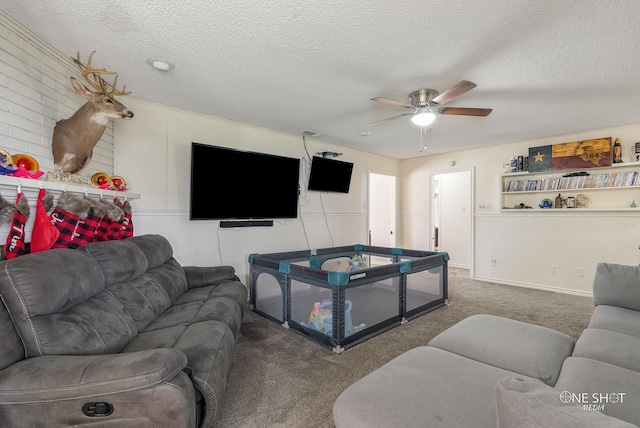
[317,150,342,158]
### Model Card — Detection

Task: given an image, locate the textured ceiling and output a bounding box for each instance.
[3,1,640,159]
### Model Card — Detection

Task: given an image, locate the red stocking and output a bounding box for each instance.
[30,189,59,253]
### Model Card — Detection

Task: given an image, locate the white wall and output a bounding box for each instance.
[401,124,640,296]
[115,98,399,284]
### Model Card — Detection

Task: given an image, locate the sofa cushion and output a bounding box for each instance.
[333,346,527,428]
[555,357,640,426]
[0,249,137,356]
[123,320,236,428]
[593,263,640,312]
[428,314,574,386]
[105,259,189,331]
[158,283,245,336]
[588,305,640,338]
[496,377,637,428]
[125,235,176,269]
[147,296,243,338]
[79,238,150,285]
[573,328,640,372]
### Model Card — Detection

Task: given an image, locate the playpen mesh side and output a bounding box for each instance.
[253,271,285,322]
[405,264,445,313]
[289,277,401,340]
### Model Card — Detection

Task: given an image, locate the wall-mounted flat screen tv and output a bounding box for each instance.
[190,143,300,219]
[307,156,354,193]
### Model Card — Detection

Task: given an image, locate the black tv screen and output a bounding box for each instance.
[308,156,354,193]
[190,143,300,219]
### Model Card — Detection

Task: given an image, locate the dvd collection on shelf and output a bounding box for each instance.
[504,171,640,192]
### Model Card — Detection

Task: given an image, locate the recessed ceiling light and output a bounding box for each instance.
[146,58,175,71]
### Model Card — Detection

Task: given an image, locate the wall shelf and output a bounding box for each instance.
[501,162,640,212]
[0,175,140,200]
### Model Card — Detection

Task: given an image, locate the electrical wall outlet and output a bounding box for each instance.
[578,268,586,277]
[551,265,558,275]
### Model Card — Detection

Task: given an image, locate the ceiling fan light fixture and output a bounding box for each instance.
[411,111,436,126]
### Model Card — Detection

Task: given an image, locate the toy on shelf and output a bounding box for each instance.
[301,299,366,336]
[0,150,44,179]
[348,254,367,271]
[91,172,128,191]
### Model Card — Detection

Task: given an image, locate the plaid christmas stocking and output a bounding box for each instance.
[92,198,123,241]
[50,192,95,249]
[107,198,125,241]
[3,193,30,259]
[30,189,59,253]
[114,199,134,239]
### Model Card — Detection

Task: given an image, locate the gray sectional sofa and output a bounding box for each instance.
[0,234,247,428]
[334,262,640,427]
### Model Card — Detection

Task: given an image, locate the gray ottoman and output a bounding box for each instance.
[428,314,575,385]
[334,314,577,428]
[334,346,531,428]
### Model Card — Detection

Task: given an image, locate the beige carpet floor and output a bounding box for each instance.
[214,268,594,428]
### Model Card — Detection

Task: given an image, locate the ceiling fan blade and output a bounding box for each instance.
[366,113,411,126]
[432,80,477,105]
[371,97,413,108]
[437,107,492,117]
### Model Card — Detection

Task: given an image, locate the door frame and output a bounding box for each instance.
[367,171,397,247]
[429,167,475,277]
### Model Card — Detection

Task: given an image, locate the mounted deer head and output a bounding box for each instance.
[52,51,134,174]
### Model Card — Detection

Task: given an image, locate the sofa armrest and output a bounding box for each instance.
[0,348,187,403]
[183,265,238,288]
[593,263,640,311]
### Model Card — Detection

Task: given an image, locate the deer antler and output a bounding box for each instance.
[73,51,131,96]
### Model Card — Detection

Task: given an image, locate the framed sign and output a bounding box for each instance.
[551,137,612,170]
[528,145,552,172]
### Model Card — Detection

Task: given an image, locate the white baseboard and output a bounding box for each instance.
[472,275,593,298]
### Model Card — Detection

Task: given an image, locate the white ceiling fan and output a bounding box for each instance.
[367,80,492,127]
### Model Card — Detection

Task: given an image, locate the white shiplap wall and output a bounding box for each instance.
[0,12,114,176]
[0,12,121,249]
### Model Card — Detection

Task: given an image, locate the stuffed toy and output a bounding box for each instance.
[301,299,366,337]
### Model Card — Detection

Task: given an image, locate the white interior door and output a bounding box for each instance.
[368,172,396,248]
[431,169,473,269]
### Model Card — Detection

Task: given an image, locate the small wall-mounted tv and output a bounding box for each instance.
[190,143,300,220]
[307,156,354,193]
